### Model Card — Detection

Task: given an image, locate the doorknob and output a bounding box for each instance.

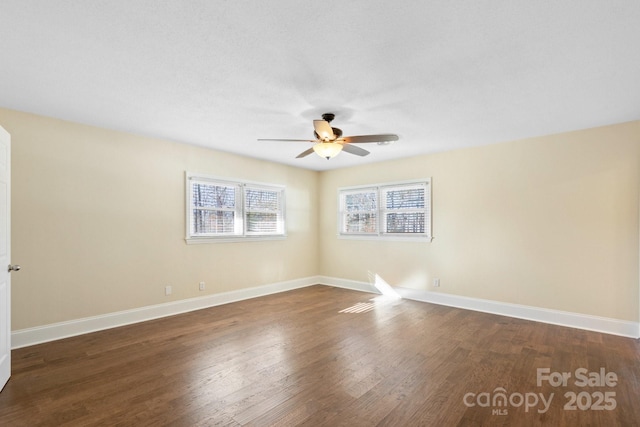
[8,265,21,272]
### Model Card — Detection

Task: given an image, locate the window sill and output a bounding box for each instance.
[186,235,287,244]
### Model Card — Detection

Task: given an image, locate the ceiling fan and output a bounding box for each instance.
[258,113,399,160]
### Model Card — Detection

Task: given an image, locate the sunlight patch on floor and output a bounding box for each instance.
[339,273,402,314]
[339,302,376,314]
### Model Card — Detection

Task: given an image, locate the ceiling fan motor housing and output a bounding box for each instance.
[314,127,342,140]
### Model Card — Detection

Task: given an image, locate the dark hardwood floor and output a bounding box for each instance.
[0,285,638,426]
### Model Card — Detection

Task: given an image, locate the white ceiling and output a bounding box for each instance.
[1,1,639,171]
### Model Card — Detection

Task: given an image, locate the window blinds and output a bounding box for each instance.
[381,184,427,234]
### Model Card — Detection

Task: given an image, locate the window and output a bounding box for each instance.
[186,173,285,243]
[339,179,431,241]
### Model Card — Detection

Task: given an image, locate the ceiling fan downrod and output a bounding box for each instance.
[321,113,335,123]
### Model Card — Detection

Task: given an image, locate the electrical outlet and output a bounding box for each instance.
[165,285,172,296]
[433,278,440,287]
[199,282,205,291]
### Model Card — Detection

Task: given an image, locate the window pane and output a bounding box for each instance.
[192,183,235,208]
[385,212,425,233]
[344,213,377,233]
[246,212,279,233]
[345,191,377,212]
[245,187,283,235]
[245,188,279,211]
[192,210,235,234]
[385,187,425,209]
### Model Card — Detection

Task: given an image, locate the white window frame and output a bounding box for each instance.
[186,172,286,244]
[338,179,432,242]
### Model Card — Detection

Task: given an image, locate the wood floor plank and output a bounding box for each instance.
[0,285,638,426]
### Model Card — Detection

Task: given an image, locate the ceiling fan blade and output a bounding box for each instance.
[341,134,399,144]
[296,147,316,158]
[258,138,317,143]
[313,120,335,141]
[341,144,370,157]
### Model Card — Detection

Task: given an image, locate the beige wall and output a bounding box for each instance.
[2,106,639,330]
[319,121,640,321]
[1,108,319,330]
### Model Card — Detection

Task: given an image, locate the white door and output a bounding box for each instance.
[0,125,11,390]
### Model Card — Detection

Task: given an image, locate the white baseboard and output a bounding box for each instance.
[318,276,640,339]
[12,275,639,348]
[11,276,321,349]
[317,276,379,294]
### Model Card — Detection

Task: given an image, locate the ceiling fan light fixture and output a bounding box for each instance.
[313,142,343,159]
